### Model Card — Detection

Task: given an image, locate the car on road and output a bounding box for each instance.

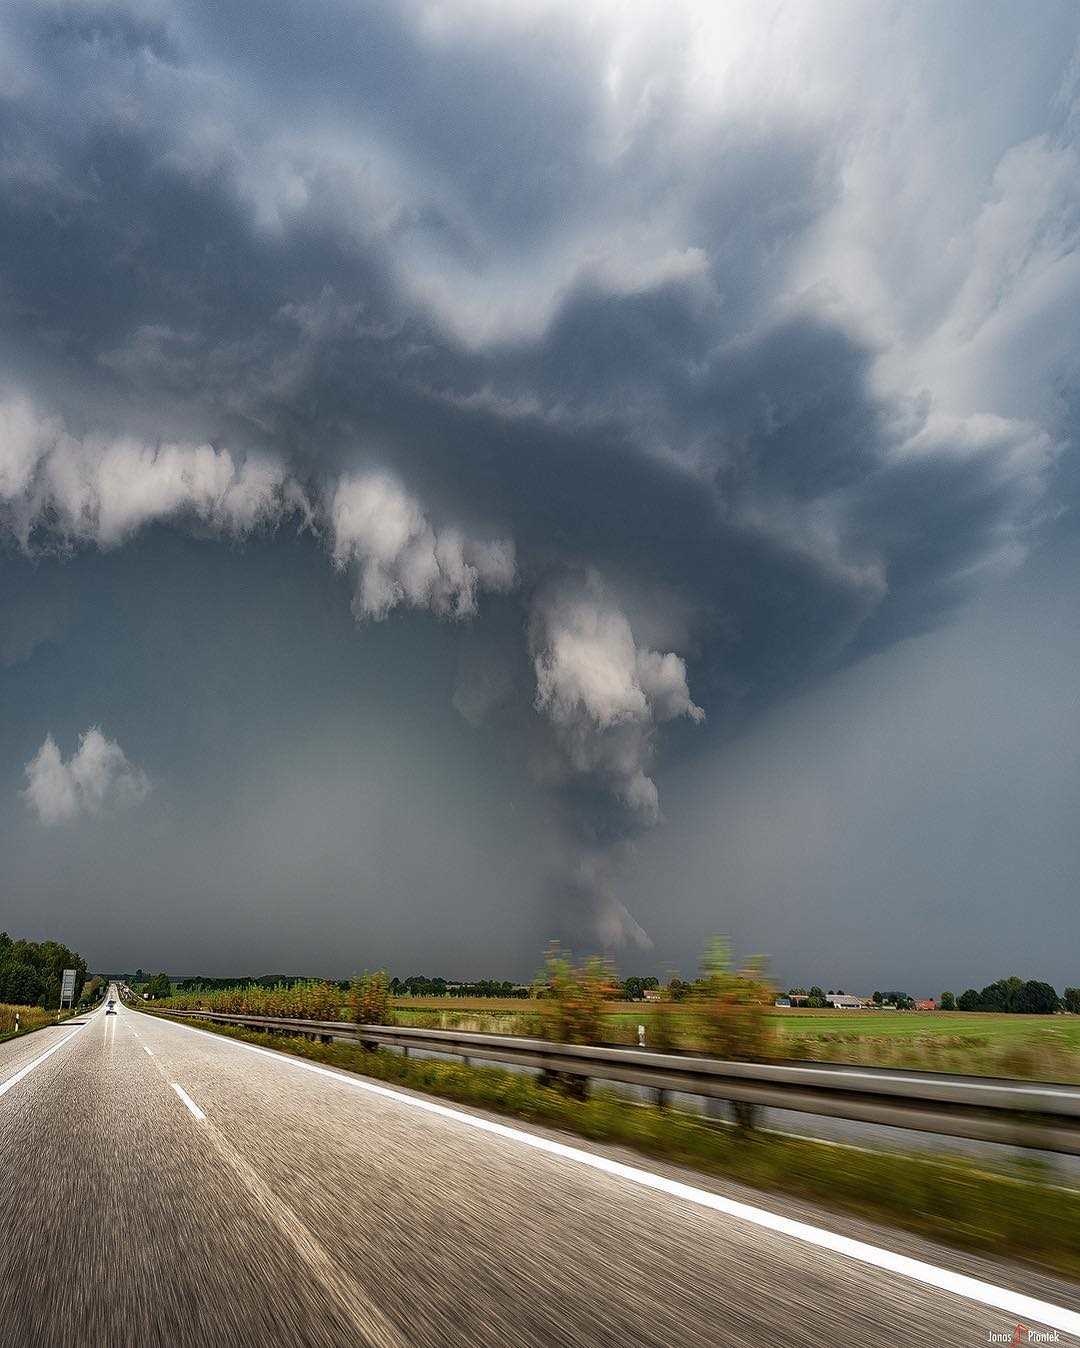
[106,1000,115,1015]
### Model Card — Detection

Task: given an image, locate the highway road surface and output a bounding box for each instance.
[1,987,1078,1347]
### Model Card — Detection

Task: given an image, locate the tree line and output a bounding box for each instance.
[0,932,87,1009]
[940,977,1078,1015]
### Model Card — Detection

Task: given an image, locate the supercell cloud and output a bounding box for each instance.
[0,0,1078,970]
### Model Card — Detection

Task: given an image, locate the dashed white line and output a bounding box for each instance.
[143,1045,155,1058]
[0,1025,85,1099]
[146,1010,1080,1338]
[170,1082,206,1122]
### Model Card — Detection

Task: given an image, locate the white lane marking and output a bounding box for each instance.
[0,1024,86,1098]
[147,1012,1080,1337]
[143,1046,155,1058]
[170,1082,206,1122]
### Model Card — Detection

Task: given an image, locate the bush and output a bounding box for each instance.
[691,939,775,1129]
[692,939,774,1062]
[540,945,616,1046]
[350,971,394,1027]
[539,945,616,1098]
[155,979,346,1018]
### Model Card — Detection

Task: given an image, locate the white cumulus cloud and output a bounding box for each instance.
[330,470,516,621]
[23,728,151,826]
[0,393,293,548]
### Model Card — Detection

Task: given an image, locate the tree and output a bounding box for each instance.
[872,991,883,1005]
[978,975,1024,1013]
[1064,988,1080,1015]
[667,977,692,1002]
[809,986,825,1002]
[621,976,659,1001]
[144,972,172,1000]
[0,961,44,1006]
[1014,980,1060,1015]
[957,988,982,1011]
[939,991,956,1011]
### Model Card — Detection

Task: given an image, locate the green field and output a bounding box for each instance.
[391,1000,1080,1082]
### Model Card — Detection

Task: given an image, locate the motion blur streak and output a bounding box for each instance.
[0,989,1076,1347]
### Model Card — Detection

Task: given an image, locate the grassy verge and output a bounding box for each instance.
[146,1011,1080,1283]
[0,1004,77,1044]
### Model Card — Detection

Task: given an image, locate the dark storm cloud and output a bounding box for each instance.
[1,0,1079,961]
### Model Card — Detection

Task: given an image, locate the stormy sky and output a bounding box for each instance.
[1,0,1078,991]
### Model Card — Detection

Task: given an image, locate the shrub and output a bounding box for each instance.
[693,939,775,1062]
[692,939,775,1129]
[539,945,616,1098]
[155,979,346,1019]
[540,945,616,1046]
[350,971,394,1027]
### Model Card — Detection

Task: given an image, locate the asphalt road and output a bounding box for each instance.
[1,988,1077,1347]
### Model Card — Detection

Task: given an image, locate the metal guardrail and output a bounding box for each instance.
[141,1005,1080,1155]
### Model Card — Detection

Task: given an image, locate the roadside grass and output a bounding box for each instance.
[0,1003,71,1043]
[145,1011,1080,1283]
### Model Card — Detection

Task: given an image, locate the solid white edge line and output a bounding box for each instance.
[0,1023,87,1098]
[143,1011,1080,1337]
[170,1082,206,1121]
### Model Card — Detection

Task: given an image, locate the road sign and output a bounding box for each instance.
[60,968,76,1008]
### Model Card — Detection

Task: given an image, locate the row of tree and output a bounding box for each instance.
[940,978,1078,1015]
[390,976,531,998]
[0,932,86,1009]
